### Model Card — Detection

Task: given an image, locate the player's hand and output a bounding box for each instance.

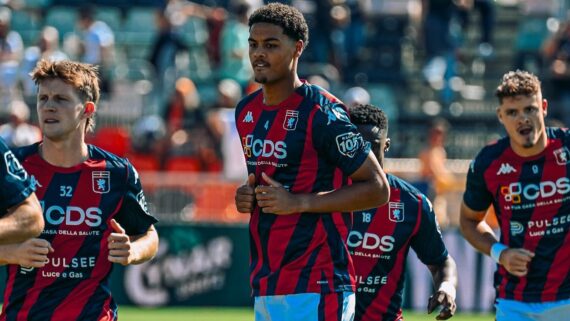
[499,248,534,277]
[11,238,53,268]
[107,219,135,266]
[427,290,456,320]
[255,173,298,215]
[235,173,256,213]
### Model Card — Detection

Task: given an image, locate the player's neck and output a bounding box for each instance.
[39,137,89,168]
[510,130,548,158]
[262,75,303,106]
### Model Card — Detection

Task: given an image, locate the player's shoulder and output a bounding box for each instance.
[471,135,510,170]
[387,173,424,200]
[547,126,570,142]
[236,88,262,111]
[12,142,40,162]
[88,144,134,171]
[301,83,345,109]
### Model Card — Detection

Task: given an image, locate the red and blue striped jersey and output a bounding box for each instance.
[235,82,370,296]
[464,127,570,302]
[0,138,35,216]
[350,174,448,321]
[1,143,158,321]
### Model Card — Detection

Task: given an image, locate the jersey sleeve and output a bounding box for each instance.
[410,194,448,265]
[463,157,493,211]
[0,140,35,216]
[114,161,158,235]
[312,103,370,175]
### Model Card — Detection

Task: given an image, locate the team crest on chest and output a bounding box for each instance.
[283,110,299,131]
[553,147,570,165]
[92,171,110,194]
[388,202,404,222]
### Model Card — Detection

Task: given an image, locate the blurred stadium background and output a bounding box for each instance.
[0,0,567,319]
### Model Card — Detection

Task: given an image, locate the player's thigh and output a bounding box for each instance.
[495,299,537,321]
[254,292,354,321]
[538,298,570,321]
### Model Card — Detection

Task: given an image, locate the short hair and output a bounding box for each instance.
[248,2,309,49]
[495,70,541,104]
[350,103,388,132]
[31,59,100,132]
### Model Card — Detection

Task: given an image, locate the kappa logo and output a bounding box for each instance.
[243,111,254,123]
[554,147,570,165]
[283,110,298,131]
[92,171,110,194]
[4,151,27,181]
[497,163,517,175]
[389,202,404,222]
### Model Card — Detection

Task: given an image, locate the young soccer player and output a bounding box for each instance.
[234,3,390,320]
[0,59,159,321]
[349,103,457,321]
[461,70,570,320]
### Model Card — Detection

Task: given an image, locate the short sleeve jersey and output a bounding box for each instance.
[464,127,570,302]
[1,143,158,321]
[0,138,34,215]
[350,174,448,321]
[235,82,370,296]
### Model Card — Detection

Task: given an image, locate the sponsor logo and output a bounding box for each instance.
[500,177,570,203]
[243,111,253,123]
[242,135,287,159]
[554,147,570,165]
[347,231,395,252]
[92,171,110,194]
[4,151,27,181]
[510,221,524,235]
[389,202,404,222]
[497,163,517,175]
[283,110,298,131]
[42,202,103,227]
[335,132,364,158]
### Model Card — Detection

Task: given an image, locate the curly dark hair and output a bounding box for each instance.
[248,2,309,49]
[496,70,541,103]
[350,103,388,132]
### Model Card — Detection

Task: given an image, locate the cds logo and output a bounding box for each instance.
[500,177,570,203]
[242,135,287,159]
[347,231,395,252]
[41,202,102,227]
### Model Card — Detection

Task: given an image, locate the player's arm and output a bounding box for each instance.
[0,193,43,245]
[427,256,458,320]
[460,202,533,277]
[255,152,389,215]
[108,219,158,266]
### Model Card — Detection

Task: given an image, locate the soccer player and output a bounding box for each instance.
[349,103,457,321]
[234,3,390,320]
[0,137,43,244]
[0,59,159,321]
[460,70,570,320]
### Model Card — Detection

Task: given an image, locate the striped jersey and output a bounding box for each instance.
[235,82,370,296]
[350,174,448,321]
[464,127,570,302]
[0,138,35,216]
[1,143,158,321]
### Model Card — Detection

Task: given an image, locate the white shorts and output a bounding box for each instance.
[495,298,570,321]
[254,292,355,321]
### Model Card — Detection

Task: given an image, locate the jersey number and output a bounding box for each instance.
[60,186,73,197]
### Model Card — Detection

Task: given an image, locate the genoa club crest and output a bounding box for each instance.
[92,171,110,194]
[283,110,298,131]
[388,202,404,222]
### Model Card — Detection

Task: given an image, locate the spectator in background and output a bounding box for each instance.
[20,26,68,98]
[0,100,41,148]
[0,6,23,109]
[542,21,570,126]
[77,4,115,95]
[208,78,247,180]
[418,118,457,227]
[343,86,371,108]
[456,0,495,58]
[218,0,252,90]
[149,9,188,106]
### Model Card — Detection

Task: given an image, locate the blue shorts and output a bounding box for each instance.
[495,298,570,321]
[254,292,355,321]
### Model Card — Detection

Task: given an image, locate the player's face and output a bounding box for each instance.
[37,78,88,142]
[249,22,301,86]
[357,124,390,167]
[497,93,548,156]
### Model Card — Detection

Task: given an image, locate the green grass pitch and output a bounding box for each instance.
[118,307,494,321]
